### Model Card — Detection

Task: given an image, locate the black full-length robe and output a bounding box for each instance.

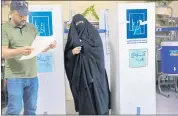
[64,14,110,115]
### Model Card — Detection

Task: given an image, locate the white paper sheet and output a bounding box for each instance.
[20,36,54,60]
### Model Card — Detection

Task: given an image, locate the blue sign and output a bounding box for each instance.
[126,9,147,39]
[129,48,147,68]
[36,53,53,73]
[29,11,53,36]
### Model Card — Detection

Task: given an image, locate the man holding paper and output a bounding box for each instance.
[1,1,56,115]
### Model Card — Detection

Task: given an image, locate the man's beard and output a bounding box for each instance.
[21,21,26,26]
[16,21,26,27]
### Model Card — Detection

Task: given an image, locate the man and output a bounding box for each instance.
[2,1,56,115]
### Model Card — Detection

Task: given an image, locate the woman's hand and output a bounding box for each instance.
[72,46,82,55]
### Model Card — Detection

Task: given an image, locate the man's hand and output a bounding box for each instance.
[43,40,57,52]
[18,46,34,56]
[49,40,57,49]
[72,46,82,55]
[2,46,33,59]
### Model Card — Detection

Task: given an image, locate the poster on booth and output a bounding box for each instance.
[36,52,54,73]
[29,11,54,73]
[129,48,148,68]
[126,9,148,44]
[29,11,53,36]
[126,9,148,69]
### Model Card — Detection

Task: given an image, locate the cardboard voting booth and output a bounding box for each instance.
[109,3,156,114]
[28,5,66,114]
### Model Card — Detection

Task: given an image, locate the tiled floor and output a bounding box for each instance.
[2,92,178,115]
[156,91,178,114]
[66,92,178,115]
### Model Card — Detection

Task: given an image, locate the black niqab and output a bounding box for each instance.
[64,14,110,115]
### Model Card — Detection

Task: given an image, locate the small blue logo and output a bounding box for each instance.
[170,50,178,56]
[126,9,147,39]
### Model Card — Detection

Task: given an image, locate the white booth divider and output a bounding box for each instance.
[109,3,156,114]
[28,5,66,114]
[99,10,111,89]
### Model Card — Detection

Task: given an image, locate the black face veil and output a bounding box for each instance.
[64,14,110,115]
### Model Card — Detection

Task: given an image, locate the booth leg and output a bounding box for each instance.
[168,76,177,93]
[158,75,170,98]
[175,77,178,93]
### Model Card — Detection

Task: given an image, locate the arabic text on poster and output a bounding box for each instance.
[36,53,53,73]
[129,48,148,68]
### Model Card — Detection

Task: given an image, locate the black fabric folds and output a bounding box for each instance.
[64,14,110,115]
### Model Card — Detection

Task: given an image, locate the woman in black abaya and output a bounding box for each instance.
[64,14,110,115]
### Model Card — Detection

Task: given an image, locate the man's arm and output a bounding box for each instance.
[43,40,57,52]
[2,26,34,59]
[2,46,22,59]
[1,27,23,59]
[1,27,16,58]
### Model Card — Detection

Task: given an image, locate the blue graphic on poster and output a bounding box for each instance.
[29,11,53,36]
[129,48,147,68]
[36,53,53,73]
[126,9,147,39]
[170,50,178,56]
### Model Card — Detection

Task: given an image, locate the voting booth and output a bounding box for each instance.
[109,3,156,114]
[28,5,66,114]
